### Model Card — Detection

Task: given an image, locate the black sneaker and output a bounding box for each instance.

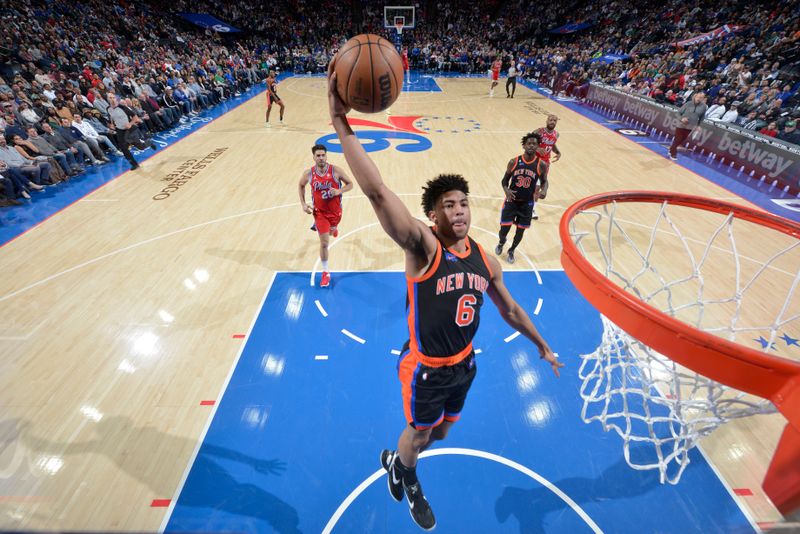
[404,481,436,531]
[495,243,504,255]
[507,249,515,264]
[380,449,403,502]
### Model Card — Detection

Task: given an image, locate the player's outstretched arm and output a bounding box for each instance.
[485,255,563,377]
[327,67,432,254]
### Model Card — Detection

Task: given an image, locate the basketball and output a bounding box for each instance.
[331,34,404,113]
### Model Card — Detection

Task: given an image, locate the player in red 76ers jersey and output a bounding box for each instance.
[532,114,561,219]
[298,143,353,287]
[489,57,502,97]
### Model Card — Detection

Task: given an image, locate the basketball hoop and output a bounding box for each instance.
[560,191,800,515]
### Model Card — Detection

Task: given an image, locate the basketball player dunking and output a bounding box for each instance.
[489,57,501,97]
[298,143,353,287]
[327,65,562,531]
[496,132,547,264]
[532,114,561,219]
[265,71,285,127]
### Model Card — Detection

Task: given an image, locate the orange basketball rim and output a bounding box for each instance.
[559,190,800,515]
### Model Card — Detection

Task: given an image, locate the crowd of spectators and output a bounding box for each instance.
[505,0,800,145]
[2,0,798,207]
[0,0,271,207]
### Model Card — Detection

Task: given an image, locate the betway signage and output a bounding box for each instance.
[587,84,800,190]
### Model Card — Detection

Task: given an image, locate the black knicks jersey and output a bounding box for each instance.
[405,232,493,359]
[507,155,546,203]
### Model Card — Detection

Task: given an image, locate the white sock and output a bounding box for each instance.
[322,260,329,272]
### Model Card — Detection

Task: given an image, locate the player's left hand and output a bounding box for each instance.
[541,349,564,378]
[552,153,561,162]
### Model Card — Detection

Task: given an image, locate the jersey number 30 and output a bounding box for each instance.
[456,294,477,326]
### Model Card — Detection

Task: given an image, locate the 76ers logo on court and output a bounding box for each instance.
[316,116,432,153]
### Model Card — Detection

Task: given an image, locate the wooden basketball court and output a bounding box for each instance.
[0,76,795,531]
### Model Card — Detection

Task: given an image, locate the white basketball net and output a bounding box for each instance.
[570,199,800,484]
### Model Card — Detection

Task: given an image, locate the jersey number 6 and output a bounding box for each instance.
[456,294,477,327]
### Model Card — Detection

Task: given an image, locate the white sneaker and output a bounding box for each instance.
[28,182,44,191]
[265,123,271,128]
[21,190,31,199]
[279,120,284,125]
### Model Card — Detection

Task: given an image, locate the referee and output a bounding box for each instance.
[506,60,518,98]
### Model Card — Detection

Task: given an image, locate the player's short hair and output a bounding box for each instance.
[311,144,327,154]
[421,174,470,214]
[521,131,542,146]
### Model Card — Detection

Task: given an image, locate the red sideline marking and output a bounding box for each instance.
[232,333,245,339]
[733,488,753,496]
[150,499,171,507]
[200,400,216,406]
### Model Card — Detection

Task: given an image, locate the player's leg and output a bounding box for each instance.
[510,77,516,97]
[265,103,272,126]
[506,77,512,97]
[420,354,476,449]
[315,214,332,286]
[507,204,533,264]
[387,353,442,529]
[496,202,515,254]
[328,211,341,238]
[277,99,285,122]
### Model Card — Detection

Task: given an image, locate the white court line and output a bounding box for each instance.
[696,444,762,533]
[470,224,543,285]
[534,298,543,315]
[341,329,366,344]
[314,355,329,361]
[314,299,328,317]
[321,447,603,534]
[0,201,299,304]
[309,222,382,286]
[504,331,521,343]
[159,272,277,532]
[390,349,401,355]
[3,193,555,303]
[0,318,46,341]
